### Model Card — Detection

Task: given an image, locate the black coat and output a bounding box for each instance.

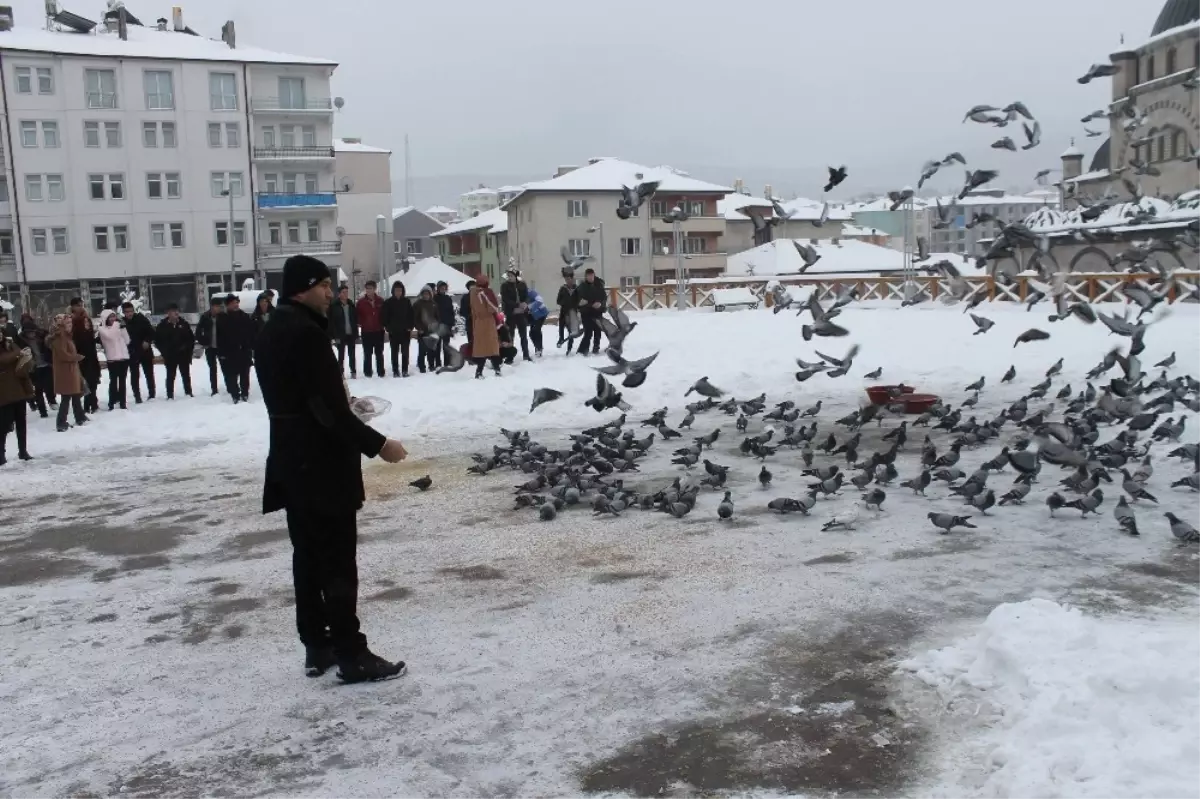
[556,283,578,312]
[215,308,255,358]
[195,311,220,350]
[381,293,414,334]
[255,301,386,514]
[576,278,607,316]
[500,280,529,317]
[124,313,155,358]
[412,297,438,334]
[154,317,195,363]
[434,293,457,328]
[252,305,274,336]
[327,300,358,341]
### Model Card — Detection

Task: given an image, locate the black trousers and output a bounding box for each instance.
[129,350,156,399]
[473,355,502,376]
[557,314,569,344]
[0,400,28,455]
[389,332,411,375]
[507,315,530,359]
[529,317,545,353]
[106,360,129,409]
[221,353,252,399]
[29,367,52,415]
[361,332,385,377]
[286,507,367,658]
[164,359,192,398]
[56,394,86,427]
[335,336,357,375]
[416,337,441,372]
[580,314,601,353]
[205,349,221,394]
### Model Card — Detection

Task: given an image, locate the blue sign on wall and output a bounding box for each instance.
[953,214,966,228]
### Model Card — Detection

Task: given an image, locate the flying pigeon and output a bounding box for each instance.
[1014,328,1050,347]
[685,376,724,398]
[960,169,999,199]
[560,244,593,273]
[792,240,822,271]
[824,165,848,192]
[991,136,1017,152]
[409,475,432,491]
[530,388,564,413]
[812,202,831,227]
[616,180,660,219]
[1078,62,1120,84]
[928,512,976,533]
[969,314,994,335]
[802,319,850,341]
[1021,119,1041,150]
[585,374,631,413]
[887,188,914,211]
[1084,126,1103,137]
[1034,168,1052,181]
[1002,101,1034,120]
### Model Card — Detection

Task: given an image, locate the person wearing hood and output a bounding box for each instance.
[499,268,532,362]
[526,287,549,357]
[467,277,503,378]
[434,281,457,365]
[49,314,88,432]
[381,281,414,377]
[122,301,156,402]
[252,293,275,337]
[68,298,101,413]
[0,323,35,464]
[154,304,196,399]
[411,285,440,373]
[18,314,54,418]
[97,311,131,410]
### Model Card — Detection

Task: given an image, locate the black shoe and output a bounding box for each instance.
[166,395,174,400]
[336,650,406,684]
[211,390,219,397]
[76,417,88,426]
[18,451,32,461]
[134,396,143,404]
[493,365,502,376]
[0,453,6,466]
[120,403,127,410]
[57,425,70,433]
[523,356,533,362]
[401,371,409,378]
[304,645,337,678]
[108,403,115,411]
[185,392,194,398]
[148,393,156,400]
[241,394,250,402]
[39,412,48,419]
[232,396,241,404]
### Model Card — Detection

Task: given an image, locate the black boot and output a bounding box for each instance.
[18,451,33,461]
[304,645,337,678]
[336,650,406,684]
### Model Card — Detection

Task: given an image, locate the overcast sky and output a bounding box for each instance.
[12,0,1164,196]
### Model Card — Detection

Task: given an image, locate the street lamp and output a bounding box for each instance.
[586,223,606,282]
[375,215,388,287]
[662,206,689,309]
[220,189,237,290]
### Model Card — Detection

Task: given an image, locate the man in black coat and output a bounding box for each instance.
[381,281,414,377]
[194,298,224,396]
[575,268,606,356]
[153,304,195,399]
[215,294,255,403]
[499,268,532,362]
[327,285,359,378]
[434,281,458,366]
[555,271,578,354]
[255,254,408,683]
[121,302,157,402]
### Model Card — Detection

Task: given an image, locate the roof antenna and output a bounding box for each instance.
[1119,33,1124,45]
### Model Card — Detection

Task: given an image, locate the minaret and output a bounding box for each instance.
[1060,138,1084,209]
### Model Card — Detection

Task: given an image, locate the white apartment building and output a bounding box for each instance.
[0,9,344,318]
[458,185,499,220]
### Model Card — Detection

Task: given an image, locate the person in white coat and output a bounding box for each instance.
[97,311,131,410]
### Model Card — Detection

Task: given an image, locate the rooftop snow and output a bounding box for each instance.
[391,206,415,219]
[1133,17,1200,52]
[1062,169,1111,185]
[426,205,456,214]
[0,24,335,65]
[781,198,853,222]
[717,193,774,220]
[726,238,967,277]
[718,193,852,222]
[382,257,472,295]
[1024,190,1200,237]
[840,224,889,238]
[463,187,499,197]
[517,158,732,195]
[334,139,390,154]
[431,207,507,237]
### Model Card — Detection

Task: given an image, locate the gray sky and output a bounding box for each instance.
[14,0,1162,199]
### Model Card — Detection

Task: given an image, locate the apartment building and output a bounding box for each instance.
[424,205,457,225]
[458,185,498,219]
[927,191,1057,255]
[0,10,342,317]
[718,191,849,255]
[503,158,731,292]
[331,137,393,287]
[391,206,445,266]
[430,207,507,281]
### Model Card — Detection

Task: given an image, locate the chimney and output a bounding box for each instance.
[734,178,744,194]
[0,6,14,30]
[171,6,184,32]
[764,184,773,200]
[342,137,361,144]
[554,165,578,178]
[220,19,236,48]
[156,17,168,30]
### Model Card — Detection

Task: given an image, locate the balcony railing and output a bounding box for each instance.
[252,146,334,160]
[260,241,342,257]
[257,192,337,209]
[251,96,333,111]
[0,253,16,266]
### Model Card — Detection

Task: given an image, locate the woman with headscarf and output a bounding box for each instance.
[468,276,503,378]
[97,310,132,410]
[48,314,88,431]
[0,323,35,463]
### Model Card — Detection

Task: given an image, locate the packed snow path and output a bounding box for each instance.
[1,303,1196,797]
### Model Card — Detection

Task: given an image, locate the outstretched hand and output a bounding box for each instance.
[380,439,408,463]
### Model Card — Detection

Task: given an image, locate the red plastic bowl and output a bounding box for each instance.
[865,384,916,405]
[901,393,939,414]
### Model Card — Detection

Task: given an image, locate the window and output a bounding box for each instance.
[567,199,588,218]
[0,178,7,202]
[46,174,63,202]
[19,121,36,147]
[281,125,296,147]
[37,67,52,94]
[42,121,59,147]
[302,125,316,146]
[142,121,157,147]
[262,126,276,147]
[306,220,320,241]
[405,238,422,254]
[169,222,184,248]
[113,225,128,251]
[94,226,110,252]
[143,70,174,110]
[86,121,103,147]
[234,221,247,245]
[215,221,247,246]
[684,200,704,216]
[109,174,124,199]
[89,174,105,200]
[209,72,238,110]
[24,175,43,201]
[263,173,278,193]
[225,122,240,148]
[165,172,181,198]
[229,172,243,197]
[653,237,671,254]
[304,173,317,193]
[278,77,306,109]
[104,121,120,147]
[31,228,47,254]
[284,173,297,193]
[286,221,301,244]
[52,227,68,254]
[211,173,225,197]
[210,171,244,197]
[0,231,12,255]
[150,223,166,248]
[567,238,590,257]
[208,123,222,147]
[147,173,162,199]
[1146,54,1156,82]
[85,68,118,108]
[88,174,122,200]
[14,66,31,94]
[683,237,708,254]
[651,200,666,217]
[162,122,176,147]
[620,276,641,289]
[620,237,641,256]
[1167,47,1177,74]
[268,222,282,244]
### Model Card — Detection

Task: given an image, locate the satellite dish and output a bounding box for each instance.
[338,176,354,192]
[335,226,346,238]
[333,97,344,110]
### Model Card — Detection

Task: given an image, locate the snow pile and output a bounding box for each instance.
[900,599,1200,798]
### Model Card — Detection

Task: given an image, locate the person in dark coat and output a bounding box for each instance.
[0,323,35,463]
[0,311,17,340]
[18,314,54,418]
[154,304,196,399]
[252,293,275,337]
[412,286,441,373]
[381,281,414,377]
[254,254,408,684]
[499,268,532,362]
[215,294,255,403]
[459,280,476,349]
[68,298,101,412]
[556,272,578,353]
[433,281,458,366]
[194,297,224,396]
[122,302,156,402]
[327,285,358,378]
[575,268,606,356]
[355,281,386,378]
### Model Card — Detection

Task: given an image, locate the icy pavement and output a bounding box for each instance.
[1,302,1197,797]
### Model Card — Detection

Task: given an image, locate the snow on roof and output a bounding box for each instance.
[0,24,335,65]
[425,205,455,214]
[497,185,524,193]
[463,187,498,197]
[1061,144,1084,158]
[840,224,889,238]
[1024,190,1200,237]
[334,139,390,154]
[726,238,966,278]
[717,193,773,220]
[843,197,933,213]
[1063,169,1111,185]
[718,192,853,222]
[517,158,731,195]
[382,258,472,295]
[431,207,507,236]
[940,192,1058,207]
[1135,17,1200,52]
[391,206,446,227]
[391,206,414,219]
[781,198,853,222]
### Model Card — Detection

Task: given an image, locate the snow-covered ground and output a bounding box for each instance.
[1,301,1197,796]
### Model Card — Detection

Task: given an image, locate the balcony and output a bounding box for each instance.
[260,241,342,258]
[257,192,337,209]
[252,146,334,161]
[251,96,333,113]
[0,253,15,267]
[650,214,726,235]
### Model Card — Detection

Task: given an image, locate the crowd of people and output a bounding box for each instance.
[0,263,612,464]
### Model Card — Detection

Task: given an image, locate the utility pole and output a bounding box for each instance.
[662,206,689,309]
[587,223,605,282]
[221,189,236,289]
[376,215,388,287]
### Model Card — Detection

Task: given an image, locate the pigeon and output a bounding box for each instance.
[821,503,861,531]
[1046,491,1066,516]
[969,314,995,335]
[1153,352,1176,369]
[792,240,822,271]
[965,376,985,392]
[824,165,848,192]
[862,488,886,511]
[991,136,1017,152]
[616,180,660,219]
[864,367,882,380]
[960,169,999,199]
[1066,488,1104,516]
[802,319,850,340]
[759,465,773,489]
[1045,358,1064,378]
[717,491,734,520]
[435,345,468,374]
[685,377,724,398]
[1113,496,1138,535]
[998,480,1032,505]
[584,373,631,413]
[970,489,996,515]
[1171,473,1199,492]
[1166,512,1199,543]
[1001,365,1016,383]
[539,502,558,521]
[928,512,976,533]
[1078,62,1120,84]
[1014,328,1050,347]
[1121,469,1158,503]
[409,475,433,492]
[1021,119,1041,150]
[530,388,564,413]
[560,244,593,273]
